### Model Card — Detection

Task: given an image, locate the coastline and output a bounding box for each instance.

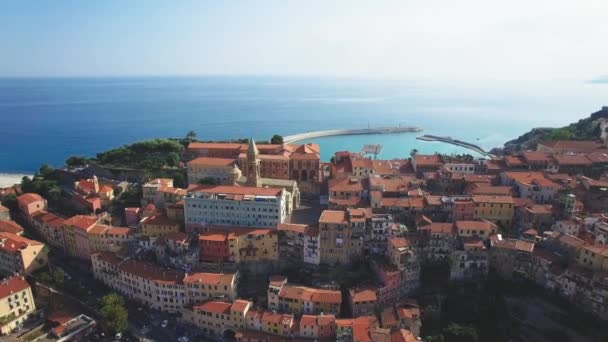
[0,173,30,188]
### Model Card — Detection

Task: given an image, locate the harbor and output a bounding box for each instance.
[283,125,422,143]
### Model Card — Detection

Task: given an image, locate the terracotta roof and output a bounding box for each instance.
[231,299,251,312]
[505,155,527,166]
[17,193,44,206]
[503,171,559,188]
[352,158,374,169]
[350,288,377,303]
[469,185,513,196]
[586,151,608,164]
[279,284,341,304]
[521,151,554,163]
[523,204,553,215]
[0,233,33,253]
[193,300,232,314]
[32,211,64,228]
[381,307,398,327]
[187,184,282,197]
[414,154,443,167]
[188,157,237,167]
[183,272,235,286]
[277,223,308,234]
[0,275,30,299]
[553,154,592,166]
[99,184,113,193]
[329,177,365,192]
[491,237,534,253]
[95,252,184,285]
[388,237,409,249]
[199,231,229,242]
[319,210,347,224]
[88,224,109,235]
[423,222,454,235]
[540,140,604,151]
[0,220,24,235]
[455,220,497,233]
[64,215,98,231]
[390,329,417,342]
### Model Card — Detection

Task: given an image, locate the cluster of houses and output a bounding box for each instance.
[4,133,608,341]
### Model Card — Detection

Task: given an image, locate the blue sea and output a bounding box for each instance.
[0,76,605,174]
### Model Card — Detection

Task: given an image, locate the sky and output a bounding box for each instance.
[1,0,607,82]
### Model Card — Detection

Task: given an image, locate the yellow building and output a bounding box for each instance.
[318,209,368,265]
[140,214,180,237]
[0,276,35,335]
[577,245,608,271]
[0,233,48,275]
[187,157,242,185]
[472,195,514,227]
[87,225,135,254]
[267,277,342,315]
[228,228,279,264]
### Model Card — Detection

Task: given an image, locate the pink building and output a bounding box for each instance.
[452,198,475,221]
[17,193,47,217]
[373,261,401,306]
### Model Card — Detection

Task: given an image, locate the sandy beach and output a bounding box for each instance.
[0,173,31,188]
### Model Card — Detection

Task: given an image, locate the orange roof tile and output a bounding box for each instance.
[503,172,559,188]
[183,272,235,286]
[63,215,98,231]
[388,237,409,249]
[0,275,30,299]
[193,300,232,314]
[0,220,24,235]
[414,154,443,167]
[455,220,497,233]
[188,157,237,166]
[17,193,44,206]
[319,210,347,224]
[350,288,377,303]
[553,154,592,166]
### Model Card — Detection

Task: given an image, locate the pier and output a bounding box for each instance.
[416,134,494,157]
[283,126,422,143]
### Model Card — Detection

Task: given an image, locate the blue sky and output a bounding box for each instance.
[1,0,607,81]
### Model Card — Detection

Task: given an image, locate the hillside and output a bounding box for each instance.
[492,106,608,154]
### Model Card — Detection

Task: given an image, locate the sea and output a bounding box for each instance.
[0,76,605,181]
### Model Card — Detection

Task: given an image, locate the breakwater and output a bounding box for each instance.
[416,134,494,157]
[283,126,422,143]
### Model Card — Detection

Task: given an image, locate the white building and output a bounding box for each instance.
[552,220,581,236]
[0,276,35,335]
[184,185,288,229]
[443,163,476,174]
[91,252,237,313]
[303,227,321,265]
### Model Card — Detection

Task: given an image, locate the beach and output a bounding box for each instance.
[0,173,30,188]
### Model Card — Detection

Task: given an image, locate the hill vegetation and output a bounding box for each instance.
[495,107,608,154]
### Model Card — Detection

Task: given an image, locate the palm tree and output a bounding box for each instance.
[186,130,197,141]
[410,149,418,157]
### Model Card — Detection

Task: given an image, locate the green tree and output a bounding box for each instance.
[66,156,90,168]
[443,323,478,342]
[99,294,128,334]
[38,272,52,284]
[52,268,65,285]
[197,177,216,185]
[410,148,418,157]
[0,194,17,210]
[271,134,284,144]
[186,130,197,141]
[166,152,180,167]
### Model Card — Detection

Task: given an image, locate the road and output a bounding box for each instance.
[48,253,187,342]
